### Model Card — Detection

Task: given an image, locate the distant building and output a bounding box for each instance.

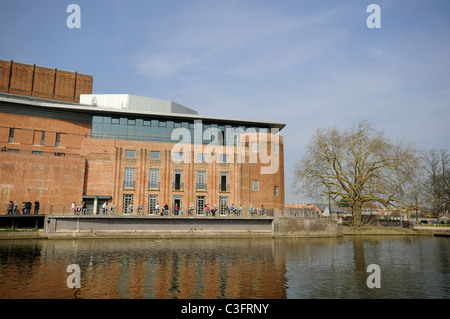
[285,202,384,218]
[0,60,285,215]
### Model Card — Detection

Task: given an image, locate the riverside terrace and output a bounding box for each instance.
[0,206,346,238]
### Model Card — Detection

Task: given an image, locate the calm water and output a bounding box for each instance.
[0,236,448,299]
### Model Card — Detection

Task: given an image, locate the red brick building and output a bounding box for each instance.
[0,61,285,216]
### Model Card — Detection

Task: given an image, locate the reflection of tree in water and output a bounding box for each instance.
[352,237,366,272]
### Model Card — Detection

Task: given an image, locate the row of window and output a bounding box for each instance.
[93,116,270,132]
[125,149,161,160]
[8,128,62,147]
[123,168,227,191]
[123,167,279,196]
[122,194,234,215]
[124,148,231,163]
[1,147,66,157]
[92,115,272,145]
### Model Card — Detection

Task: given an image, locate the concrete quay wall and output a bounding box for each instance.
[45,216,275,238]
[276,217,343,237]
[0,215,343,239]
[41,215,342,239]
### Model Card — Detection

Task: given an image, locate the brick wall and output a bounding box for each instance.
[0,151,85,211]
[0,59,93,103]
[0,112,90,152]
[80,135,285,215]
[1,111,285,215]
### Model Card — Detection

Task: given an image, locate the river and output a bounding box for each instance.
[0,236,448,299]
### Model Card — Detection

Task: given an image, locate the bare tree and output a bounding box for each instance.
[422,149,449,223]
[294,120,420,227]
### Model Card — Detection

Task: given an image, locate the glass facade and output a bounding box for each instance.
[91,115,270,145]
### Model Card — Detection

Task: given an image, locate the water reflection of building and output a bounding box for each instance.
[29,239,288,299]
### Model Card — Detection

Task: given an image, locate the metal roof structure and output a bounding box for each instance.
[0,92,286,131]
[80,94,199,115]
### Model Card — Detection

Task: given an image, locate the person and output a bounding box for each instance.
[174,203,178,215]
[102,202,107,215]
[155,203,159,215]
[212,204,217,216]
[71,202,76,215]
[82,202,87,215]
[261,205,265,216]
[230,203,235,214]
[7,201,13,215]
[13,202,18,215]
[34,201,40,214]
[22,201,27,214]
[137,204,143,215]
[206,203,210,216]
[163,203,169,215]
[189,203,194,216]
[249,204,253,216]
[26,201,32,215]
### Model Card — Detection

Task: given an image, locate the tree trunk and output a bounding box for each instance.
[352,204,362,228]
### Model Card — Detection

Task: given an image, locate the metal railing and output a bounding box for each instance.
[2,204,276,218]
[282,208,318,218]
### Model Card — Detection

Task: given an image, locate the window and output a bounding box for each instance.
[111,118,120,124]
[8,128,14,143]
[7,149,19,153]
[124,168,135,188]
[197,171,207,191]
[149,169,160,189]
[219,196,229,215]
[54,152,65,157]
[273,144,279,155]
[173,195,183,213]
[40,131,45,146]
[197,153,207,163]
[148,194,159,214]
[196,196,206,215]
[150,151,160,160]
[173,170,183,191]
[234,135,239,147]
[55,132,60,147]
[125,150,136,158]
[252,181,260,192]
[219,172,229,192]
[173,152,184,162]
[123,194,134,214]
[32,151,43,155]
[220,154,229,163]
[274,186,279,197]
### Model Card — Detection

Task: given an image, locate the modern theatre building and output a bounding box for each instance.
[0,60,285,216]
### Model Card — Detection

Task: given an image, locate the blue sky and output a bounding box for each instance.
[1,0,449,203]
